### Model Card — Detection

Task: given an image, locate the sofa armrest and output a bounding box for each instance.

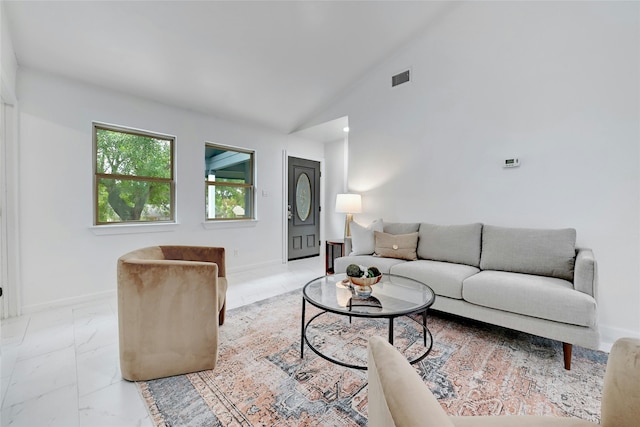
[574,248,596,297]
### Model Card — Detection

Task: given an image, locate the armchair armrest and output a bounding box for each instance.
[574,248,597,297]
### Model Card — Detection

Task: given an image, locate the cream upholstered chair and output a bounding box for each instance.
[117,246,227,381]
[367,336,640,427]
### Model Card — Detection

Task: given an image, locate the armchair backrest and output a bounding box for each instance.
[368,335,639,427]
[600,337,640,427]
[119,246,164,261]
[117,245,223,381]
[368,336,454,427]
[160,245,226,277]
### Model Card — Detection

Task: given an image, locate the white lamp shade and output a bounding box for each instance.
[335,193,362,214]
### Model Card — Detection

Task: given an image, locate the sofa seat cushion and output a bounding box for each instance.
[462,271,597,327]
[335,255,406,275]
[391,260,480,300]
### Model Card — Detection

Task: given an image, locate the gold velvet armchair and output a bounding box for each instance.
[368,336,640,427]
[117,246,227,381]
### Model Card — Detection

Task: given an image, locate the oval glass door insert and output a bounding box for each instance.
[296,173,312,221]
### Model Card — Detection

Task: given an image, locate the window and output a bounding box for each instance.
[205,143,255,220]
[94,123,175,225]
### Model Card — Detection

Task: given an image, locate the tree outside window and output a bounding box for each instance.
[94,123,175,225]
[205,143,255,220]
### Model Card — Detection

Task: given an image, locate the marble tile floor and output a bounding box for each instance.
[0,256,325,427]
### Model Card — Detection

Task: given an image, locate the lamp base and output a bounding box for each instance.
[344,213,353,239]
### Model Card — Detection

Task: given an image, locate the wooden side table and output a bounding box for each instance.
[325,239,345,274]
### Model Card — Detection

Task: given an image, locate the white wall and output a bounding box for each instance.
[1,1,20,318]
[1,1,17,99]
[304,2,640,344]
[16,68,324,312]
[324,138,348,240]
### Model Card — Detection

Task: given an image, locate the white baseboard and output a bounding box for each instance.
[20,260,634,355]
[17,257,307,316]
[21,289,116,315]
[598,324,640,352]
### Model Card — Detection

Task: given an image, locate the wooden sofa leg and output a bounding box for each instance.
[218,301,226,326]
[563,342,572,370]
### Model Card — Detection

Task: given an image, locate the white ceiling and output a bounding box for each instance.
[4,1,446,135]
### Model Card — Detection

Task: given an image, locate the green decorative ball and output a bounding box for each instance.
[368,266,381,277]
[346,264,362,277]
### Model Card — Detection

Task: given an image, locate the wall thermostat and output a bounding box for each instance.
[503,158,520,168]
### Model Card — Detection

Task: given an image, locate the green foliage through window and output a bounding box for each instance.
[205,144,255,220]
[94,124,174,224]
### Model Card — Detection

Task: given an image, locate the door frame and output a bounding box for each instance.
[1,80,21,319]
[282,150,325,264]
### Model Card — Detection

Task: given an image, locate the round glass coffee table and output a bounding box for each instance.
[301,273,435,370]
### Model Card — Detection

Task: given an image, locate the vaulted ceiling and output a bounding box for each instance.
[4,1,446,134]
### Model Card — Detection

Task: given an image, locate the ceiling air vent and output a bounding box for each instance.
[392,69,410,87]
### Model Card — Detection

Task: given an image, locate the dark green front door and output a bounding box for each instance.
[288,157,320,260]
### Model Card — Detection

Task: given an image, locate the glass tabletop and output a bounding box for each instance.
[303,273,435,317]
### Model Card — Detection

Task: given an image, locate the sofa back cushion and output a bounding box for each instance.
[480,225,577,281]
[374,231,418,261]
[382,222,420,235]
[417,223,483,267]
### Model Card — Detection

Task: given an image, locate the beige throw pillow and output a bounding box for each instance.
[374,231,418,261]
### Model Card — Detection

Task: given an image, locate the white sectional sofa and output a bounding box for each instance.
[334,221,599,369]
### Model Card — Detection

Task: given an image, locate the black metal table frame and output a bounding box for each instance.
[300,278,434,370]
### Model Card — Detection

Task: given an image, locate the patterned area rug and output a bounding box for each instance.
[137,289,608,426]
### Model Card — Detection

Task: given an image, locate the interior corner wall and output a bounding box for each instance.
[0,2,18,98]
[324,138,347,240]
[1,2,20,318]
[15,68,324,312]
[305,1,640,345]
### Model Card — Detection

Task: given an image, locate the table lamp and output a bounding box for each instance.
[335,193,362,239]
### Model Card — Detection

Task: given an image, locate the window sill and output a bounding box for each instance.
[201,219,258,230]
[89,223,180,236]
